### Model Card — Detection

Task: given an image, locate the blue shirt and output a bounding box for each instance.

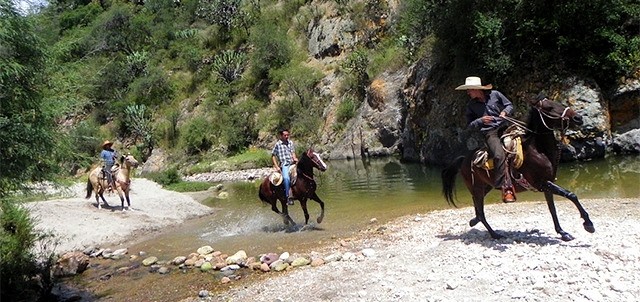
[100,149,117,166]
[272,140,295,167]
[465,90,514,132]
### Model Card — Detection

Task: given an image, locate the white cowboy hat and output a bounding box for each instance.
[269,172,283,186]
[455,76,493,90]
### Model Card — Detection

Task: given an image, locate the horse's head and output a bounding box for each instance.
[528,97,583,130]
[121,154,139,169]
[303,149,327,172]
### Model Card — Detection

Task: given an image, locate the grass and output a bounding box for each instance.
[184,147,272,175]
[163,181,212,192]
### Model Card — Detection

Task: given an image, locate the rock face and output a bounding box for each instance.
[323,54,638,163]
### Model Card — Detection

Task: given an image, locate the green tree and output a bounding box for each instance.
[0,1,61,300]
[0,0,60,196]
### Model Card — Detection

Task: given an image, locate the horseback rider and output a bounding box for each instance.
[456,76,516,203]
[271,129,298,206]
[100,140,118,192]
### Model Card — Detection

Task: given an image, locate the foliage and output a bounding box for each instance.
[145,167,181,186]
[0,200,59,302]
[88,2,150,54]
[336,95,357,123]
[212,49,248,83]
[218,98,261,154]
[163,180,212,192]
[123,104,154,159]
[341,48,370,99]
[180,116,214,155]
[59,1,103,32]
[247,15,293,86]
[397,0,640,83]
[0,0,60,197]
[126,66,175,107]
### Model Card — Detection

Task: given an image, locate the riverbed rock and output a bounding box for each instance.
[53,251,90,277]
[142,256,158,266]
[197,245,214,255]
[226,250,247,265]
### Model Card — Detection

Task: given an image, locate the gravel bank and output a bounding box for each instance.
[212,198,639,302]
[26,177,639,302]
[27,178,214,254]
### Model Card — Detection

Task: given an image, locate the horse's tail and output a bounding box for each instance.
[85,177,93,199]
[442,156,466,208]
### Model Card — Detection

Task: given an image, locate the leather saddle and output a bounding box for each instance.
[472,125,526,171]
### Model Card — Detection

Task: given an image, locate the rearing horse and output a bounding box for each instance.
[259,148,328,226]
[442,97,595,241]
[86,154,139,211]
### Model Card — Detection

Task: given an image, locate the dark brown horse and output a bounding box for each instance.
[442,97,595,241]
[259,148,328,226]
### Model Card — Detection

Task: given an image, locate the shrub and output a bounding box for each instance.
[336,95,357,123]
[0,200,58,302]
[180,117,214,155]
[212,49,247,83]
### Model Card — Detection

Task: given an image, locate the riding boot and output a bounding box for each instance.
[502,186,516,203]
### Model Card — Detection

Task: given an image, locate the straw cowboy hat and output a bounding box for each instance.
[455,76,493,90]
[102,140,114,148]
[269,172,283,186]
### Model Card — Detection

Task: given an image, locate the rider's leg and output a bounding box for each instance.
[282,165,294,205]
[487,130,515,202]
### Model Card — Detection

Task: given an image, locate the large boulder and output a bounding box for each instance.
[53,251,90,277]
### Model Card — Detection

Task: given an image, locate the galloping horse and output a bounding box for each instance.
[442,97,595,241]
[259,148,328,226]
[86,154,139,211]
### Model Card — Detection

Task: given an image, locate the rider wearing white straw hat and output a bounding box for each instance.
[456,76,516,203]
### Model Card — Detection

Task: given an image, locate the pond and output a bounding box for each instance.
[129,154,640,258]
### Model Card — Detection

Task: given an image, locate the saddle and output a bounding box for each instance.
[472,125,537,191]
[472,125,526,170]
[100,164,120,182]
[269,164,297,186]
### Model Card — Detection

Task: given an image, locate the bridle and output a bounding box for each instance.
[535,98,572,133]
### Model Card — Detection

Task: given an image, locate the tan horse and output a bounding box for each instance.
[85,154,139,211]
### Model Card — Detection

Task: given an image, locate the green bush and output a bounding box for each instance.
[59,1,103,32]
[180,117,214,155]
[219,98,261,154]
[126,66,175,107]
[336,95,357,123]
[146,168,181,186]
[248,16,293,81]
[0,200,58,302]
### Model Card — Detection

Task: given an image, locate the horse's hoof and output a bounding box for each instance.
[469,217,480,227]
[317,217,323,224]
[584,222,595,233]
[560,232,575,241]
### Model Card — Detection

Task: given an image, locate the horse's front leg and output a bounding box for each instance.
[543,181,595,240]
[299,199,310,225]
[116,189,127,211]
[309,192,325,223]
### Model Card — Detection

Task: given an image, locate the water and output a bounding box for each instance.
[130,155,640,258]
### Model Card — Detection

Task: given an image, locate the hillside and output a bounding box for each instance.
[21,0,640,175]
